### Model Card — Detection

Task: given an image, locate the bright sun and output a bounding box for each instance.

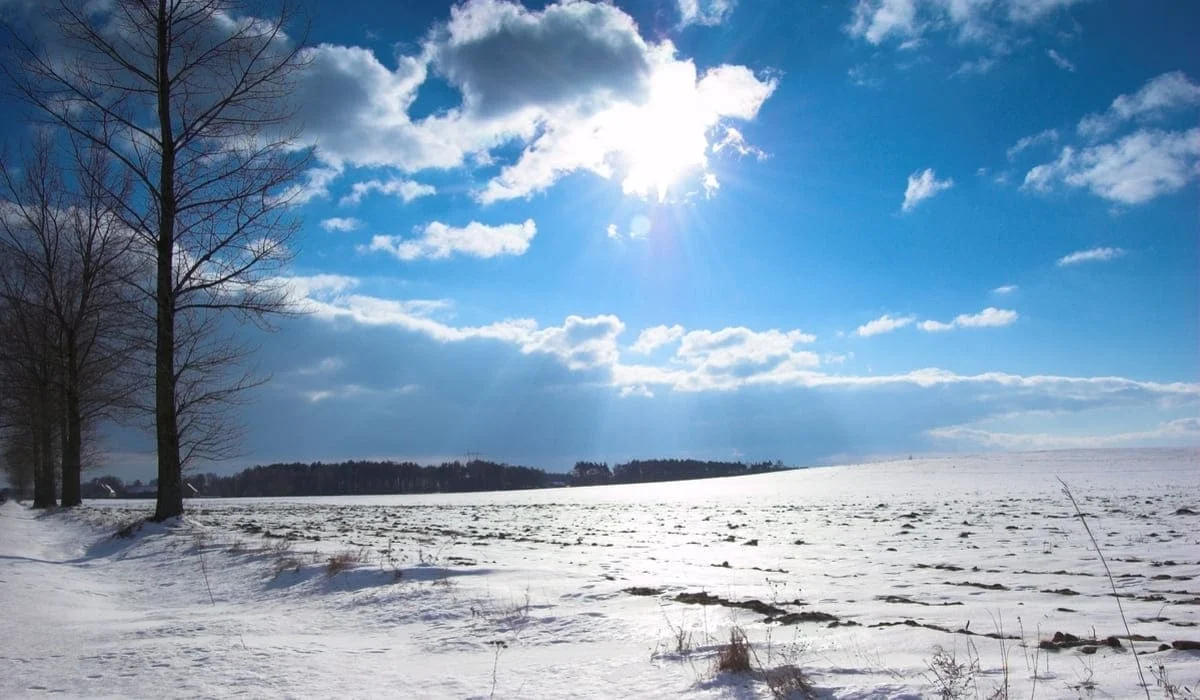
[614,63,712,201]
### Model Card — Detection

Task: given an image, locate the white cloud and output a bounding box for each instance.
[1056,246,1125,266]
[953,307,1019,327]
[521,315,626,370]
[712,127,768,160]
[993,284,1018,294]
[677,0,736,26]
[1078,71,1200,140]
[855,314,915,337]
[1006,128,1059,161]
[619,384,655,398]
[847,0,1090,46]
[1046,48,1075,72]
[1023,129,1200,204]
[951,57,996,78]
[631,325,686,354]
[285,2,776,205]
[848,0,920,45]
[929,416,1200,449]
[920,307,1019,331]
[339,178,436,206]
[279,166,342,206]
[606,215,652,242]
[363,219,537,261]
[319,217,363,233]
[902,168,953,212]
[282,277,1200,423]
[477,58,777,203]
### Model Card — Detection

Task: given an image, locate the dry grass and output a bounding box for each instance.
[923,644,981,700]
[761,664,814,699]
[325,548,367,577]
[715,627,753,674]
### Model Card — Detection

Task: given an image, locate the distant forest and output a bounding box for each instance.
[79,458,791,499]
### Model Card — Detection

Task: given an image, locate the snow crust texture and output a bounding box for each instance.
[1,448,1197,698]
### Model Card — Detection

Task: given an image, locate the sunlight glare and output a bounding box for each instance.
[616,62,711,202]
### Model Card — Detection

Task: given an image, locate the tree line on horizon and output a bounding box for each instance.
[71,458,792,499]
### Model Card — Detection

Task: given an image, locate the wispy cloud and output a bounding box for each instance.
[902,168,954,212]
[677,0,736,27]
[993,284,1019,295]
[1057,246,1126,266]
[1078,71,1200,140]
[929,417,1200,449]
[1046,48,1075,72]
[1006,129,1059,161]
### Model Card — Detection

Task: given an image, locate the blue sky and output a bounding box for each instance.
[5,0,1198,477]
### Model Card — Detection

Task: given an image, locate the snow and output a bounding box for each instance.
[1,448,1197,698]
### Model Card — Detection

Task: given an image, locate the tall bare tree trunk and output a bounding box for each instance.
[33,391,57,508]
[152,0,182,521]
[60,339,82,507]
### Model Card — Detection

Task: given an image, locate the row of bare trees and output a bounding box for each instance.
[1,0,309,518]
[0,137,140,507]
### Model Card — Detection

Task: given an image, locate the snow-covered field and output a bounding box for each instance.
[2,448,1197,698]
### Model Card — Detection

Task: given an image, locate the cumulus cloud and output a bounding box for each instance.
[631,325,686,354]
[362,219,537,261]
[522,315,625,370]
[855,314,915,337]
[277,277,1200,442]
[477,58,777,203]
[677,0,736,26]
[339,177,436,206]
[1023,128,1200,204]
[430,0,652,118]
[282,1,776,205]
[319,217,363,232]
[1056,246,1125,266]
[902,168,954,212]
[920,307,1019,332]
[1078,71,1200,140]
[1046,48,1075,72]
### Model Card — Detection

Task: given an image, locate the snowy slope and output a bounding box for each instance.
[2,448,1197,698]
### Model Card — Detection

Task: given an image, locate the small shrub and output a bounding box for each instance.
[325,549,366,576]
[761,664,814,699]
[923,644,980,700]
[715,627,752,674]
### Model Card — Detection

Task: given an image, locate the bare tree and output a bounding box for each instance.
[5,0,310,519]
[0,245,60,508]
[0,134,141,507]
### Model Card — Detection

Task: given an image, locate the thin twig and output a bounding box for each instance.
[1057,477,1150,700]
